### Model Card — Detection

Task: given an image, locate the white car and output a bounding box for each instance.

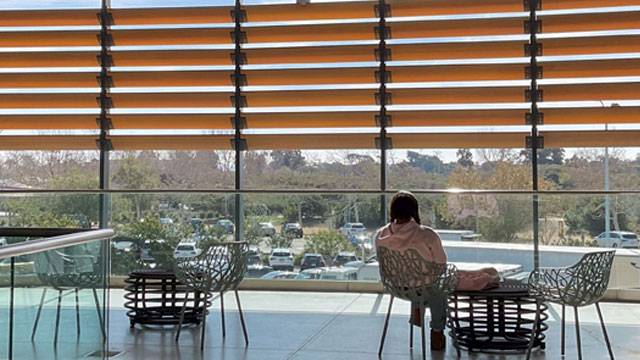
[269,248,294,271]
[260,222,277,237]
[340,222,366,236]
[174,243,200,259]
[595,231,639,249]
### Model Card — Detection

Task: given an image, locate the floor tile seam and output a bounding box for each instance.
[286,293,363,359]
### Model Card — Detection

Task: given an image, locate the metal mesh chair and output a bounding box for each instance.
[526,250,616,360]
[31,249,106,346]
[377,246,459,359]
[174,241,249,350]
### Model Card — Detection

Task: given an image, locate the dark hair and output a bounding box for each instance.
[389,191,421,225]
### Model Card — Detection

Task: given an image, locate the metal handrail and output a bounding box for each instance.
[0,229,114,260]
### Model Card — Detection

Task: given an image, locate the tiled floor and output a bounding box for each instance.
[1,287,637,359]
[105,290,640,360]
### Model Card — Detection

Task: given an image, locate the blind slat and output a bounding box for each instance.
[110,135,232,150]
[244,133,377,150]
[391,132,526,149]
[389,109,527,126]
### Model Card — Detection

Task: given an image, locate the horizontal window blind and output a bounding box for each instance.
[0,0,639,150]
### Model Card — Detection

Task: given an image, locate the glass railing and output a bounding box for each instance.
[1,191,639,297]
[0,229,113,360]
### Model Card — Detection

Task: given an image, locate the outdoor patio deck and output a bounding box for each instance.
[104,290,640,360]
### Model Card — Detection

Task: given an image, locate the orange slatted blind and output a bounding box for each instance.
[244,67,375,85]
[391,133,526,149]
[0,73,99,88]
[0,115,97,130]
[111,7,232,25]
[243,2,375,22]
[110,135,233,150]
[0,1,639,150]
[110,115,232,130]
[244,89,376,107]
[0,136,97,150]
[388,0,524,16]
[110,71,233,87]
[537,0,640,138]
[389,109,527,127]
[244,134,377,150]
[244,112,377,129]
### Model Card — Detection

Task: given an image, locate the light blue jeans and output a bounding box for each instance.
[412,291,447,331]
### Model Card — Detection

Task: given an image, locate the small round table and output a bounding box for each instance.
[447,279,548,353]
[124,269,210,327]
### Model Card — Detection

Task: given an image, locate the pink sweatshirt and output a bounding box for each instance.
[375,220,495,291]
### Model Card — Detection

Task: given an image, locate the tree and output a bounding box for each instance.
[112,156,162,219]
[270,150,306,170]
[519,148,565,165]
[407,151,450,174]
[303,230,353,263]
[456,149,474,168]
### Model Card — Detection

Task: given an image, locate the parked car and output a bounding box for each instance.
[140,239,166,263]
[333,251,358,267]
[260,271,298,280]
[300,253,326,271]
[112,239,135,254]
[269,248,294,271]
[435,229,481,241]
[340,222,366,236]
[159,217,174,225]
[190,217,203,232]
[348,232,370,247]
[246,264,273,278]
[216,219,235,234]
[260,222,277,237]
[319,267,358,281]
[282,222,303,238]
[174,242,200,259]
[595,231,640,248]
[247,246,262,265]
[297,267,325,279]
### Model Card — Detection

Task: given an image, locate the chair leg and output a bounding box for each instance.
[409,321,413,349]
[420,304,426,360]
[31,288,47,341]
[54,290,63,347]
[220,291,226,338]
[561,304,566,356]
[91,288,106,340]
[75,288,81,337]
[234,290,249,346]
[525,299,542,360]
[595,302,615,360]
[200,301,207,351]
[175,292,189,342]
[377,295,394,357]
[574,306,582,360]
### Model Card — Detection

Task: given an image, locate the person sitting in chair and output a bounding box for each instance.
[375,191,499,351]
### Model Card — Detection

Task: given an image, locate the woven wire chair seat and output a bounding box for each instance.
[528,251,615,307]
[377,246,459,359]
[378,246,458,302]
[525,250,616,360]
[173,241,250,350]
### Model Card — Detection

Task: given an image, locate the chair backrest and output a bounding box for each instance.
[566,250,616,306]
[34,250,102,290]
[174,241,249,294]
[377,246,457,302]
